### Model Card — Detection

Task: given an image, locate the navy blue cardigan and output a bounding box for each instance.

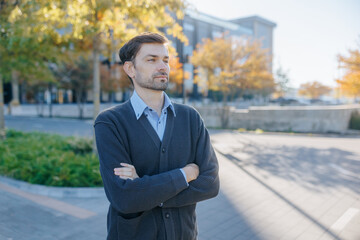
[94,100,219,240]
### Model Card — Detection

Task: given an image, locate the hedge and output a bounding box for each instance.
[349,111,360,130]
[0,129,103,187]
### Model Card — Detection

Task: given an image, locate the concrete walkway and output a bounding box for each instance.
[207,131,360,240]
[1,117,360,239]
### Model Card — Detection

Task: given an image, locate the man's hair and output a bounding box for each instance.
[119,32,169,64]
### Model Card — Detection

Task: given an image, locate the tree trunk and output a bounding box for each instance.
[221,92,230,129]
[93,49,100,119]
[48,83,53,118]
[0,75,6,140]
[76,90,84,119]
[92,47,100,152]
[11,70,20,106]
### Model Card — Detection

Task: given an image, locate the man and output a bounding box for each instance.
[94,32,219,240]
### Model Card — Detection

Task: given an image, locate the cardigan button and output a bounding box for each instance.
[162,148,165,153]
[165,213,170,218]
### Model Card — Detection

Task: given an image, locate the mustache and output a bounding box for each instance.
[153,72,168,78]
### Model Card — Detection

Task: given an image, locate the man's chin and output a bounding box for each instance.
[145,84,168,91]
[156,81,168,91]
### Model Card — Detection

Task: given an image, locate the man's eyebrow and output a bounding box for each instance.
[144,54,158,58]
[144,54,169,58]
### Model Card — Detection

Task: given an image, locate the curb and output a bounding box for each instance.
[0,176,105,198]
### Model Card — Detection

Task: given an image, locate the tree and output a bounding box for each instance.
[298,81,332,99]
[52,54,93,119]
[0,0,64,139]
[192,36,274,102]
[168,55,189,95]
[191,35,274,127]
[273,66,290,98]
[336,44,360,101]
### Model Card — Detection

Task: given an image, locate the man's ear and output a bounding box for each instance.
[123,61,135,79]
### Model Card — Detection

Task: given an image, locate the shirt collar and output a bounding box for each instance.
[163,92,176,117]
[130,90,176,120]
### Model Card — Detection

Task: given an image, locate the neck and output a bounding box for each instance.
[135,88,164,115]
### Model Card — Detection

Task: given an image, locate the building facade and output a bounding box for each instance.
[170,10,276,98]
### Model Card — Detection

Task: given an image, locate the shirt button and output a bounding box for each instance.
[165,213,170,218]
[162,148,165,153]
[145,114,148,117]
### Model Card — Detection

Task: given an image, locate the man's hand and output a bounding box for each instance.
[114,163,139,180]
[182,163,199,183]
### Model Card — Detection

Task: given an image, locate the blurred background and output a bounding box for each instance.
[1,0,360,239]
[1,0,359,119]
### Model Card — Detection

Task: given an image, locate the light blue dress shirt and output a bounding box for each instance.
[130,90,175,141]
[130,90,188,188]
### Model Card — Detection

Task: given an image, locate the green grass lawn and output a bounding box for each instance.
[0,130,102,187]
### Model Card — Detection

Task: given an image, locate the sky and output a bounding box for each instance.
[188,0,360,88]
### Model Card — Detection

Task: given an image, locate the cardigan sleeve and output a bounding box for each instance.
[94,119,188,214]
[162,117,220,208]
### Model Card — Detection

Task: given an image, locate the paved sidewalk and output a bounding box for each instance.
[207,131,360,240]
[1,118,360,239]
[5,115,94,138]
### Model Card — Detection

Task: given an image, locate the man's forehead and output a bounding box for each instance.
[137,43,169,57]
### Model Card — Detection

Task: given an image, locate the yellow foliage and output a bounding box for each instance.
[8,6,22,23]
[191,35,274,100]
[47,0,188,54]
[337,47,360,98]
[1,0,188,87]
[168,55,190,93]
[298,81,332,99]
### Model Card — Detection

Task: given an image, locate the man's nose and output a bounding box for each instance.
[157,61,168,71]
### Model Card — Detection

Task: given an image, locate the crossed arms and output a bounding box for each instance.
[95,118,219,214]
[114,162,199,183]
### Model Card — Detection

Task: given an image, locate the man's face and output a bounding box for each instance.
[130,43,170,91]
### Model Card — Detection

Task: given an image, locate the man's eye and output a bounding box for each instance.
[163,60,169,63]
[148,59,155,62]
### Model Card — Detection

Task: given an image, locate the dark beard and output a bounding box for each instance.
[139,80,168,91]
[137,72,169,91]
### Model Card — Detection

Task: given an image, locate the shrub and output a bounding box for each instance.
[0,129,102,187]
[349,111,360,130]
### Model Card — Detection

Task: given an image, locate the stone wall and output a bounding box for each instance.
[195,104,360,133]
[8,103,360,133]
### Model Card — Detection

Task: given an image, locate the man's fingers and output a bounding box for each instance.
[114,172,132,177]
[114,167,132,171]
[114,168,132,175]
[115,170,133,178]
[115,171,132,176]
[120,163,134,169]
[119,176,133,180]
[114,167,132,172]
[114,164,138,179]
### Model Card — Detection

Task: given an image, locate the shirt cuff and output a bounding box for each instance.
[180,169,189,187]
